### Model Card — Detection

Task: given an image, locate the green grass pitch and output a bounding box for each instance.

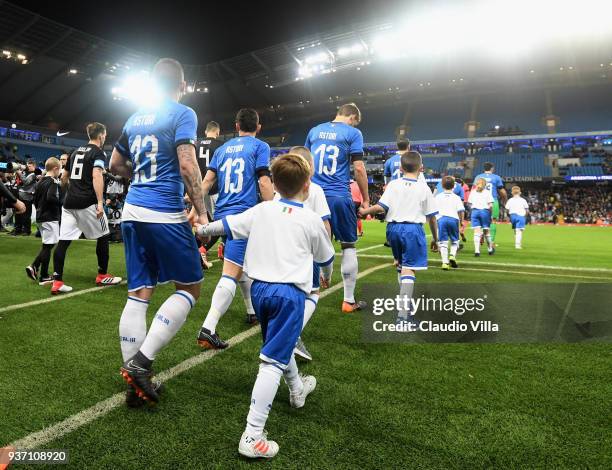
[1,222,611,469]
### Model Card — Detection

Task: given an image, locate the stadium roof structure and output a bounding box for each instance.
[2,0,612,139]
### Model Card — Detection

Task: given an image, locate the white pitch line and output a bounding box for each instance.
[0,282,127,314]
[356,244,384,253]
[354,253,612,273]
[0,259,224,314]
[7,262,391,450]
[446,266,612,281]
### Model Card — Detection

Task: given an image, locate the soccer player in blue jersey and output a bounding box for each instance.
[383,140,410,183]
[109,58,207,406]
[196,108,274,348]
[473,162,507,244]
[305,103,369,313]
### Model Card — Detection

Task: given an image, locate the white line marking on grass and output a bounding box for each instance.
[0,282,127,314]
[0,259,224,314]
[446,266,612,281]
[6,262,391,450]
[555,283,579,339]
[356,244,384,253]
[354,253,612,273]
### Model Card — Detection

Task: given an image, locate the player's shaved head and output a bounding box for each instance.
[153,58,185,94]
[483,162,494,172]
[442,175,455,190]
[400,151,422,173]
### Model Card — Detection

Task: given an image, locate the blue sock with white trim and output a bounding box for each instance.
[398,275,415,321]
[203,275,237,333]
[140,290,195,361]
[303,293,319,329]
[119,296,149,361]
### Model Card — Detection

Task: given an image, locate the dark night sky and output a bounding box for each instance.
[16,0,410,64]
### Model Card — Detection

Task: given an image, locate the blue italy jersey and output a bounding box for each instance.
[384,153,402,181]
[305,121,364,197]
[115,98,197,213]
[435,181,465,199]
[209,135,270,218]
[474,172,504,200]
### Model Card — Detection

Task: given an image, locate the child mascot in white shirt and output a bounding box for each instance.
[468,178,495,256]
[434,176,465,270]
[197,153,335,459]
[360,151,439,325]
[505,185,530,249]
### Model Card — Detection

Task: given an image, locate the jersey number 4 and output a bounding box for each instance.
[314,144,339,176]
[220,157,244,194]
[130,135,158,183]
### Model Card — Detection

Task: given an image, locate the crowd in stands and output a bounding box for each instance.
[524,186,611,224]
[365,181,611,225]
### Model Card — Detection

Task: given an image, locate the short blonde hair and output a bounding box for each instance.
[475,177,487,192]
[271,153,311,198]
[512,185,521,196]
[45,157,60,172]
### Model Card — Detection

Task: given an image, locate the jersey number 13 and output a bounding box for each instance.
[131,134,158,183]
[314,143,339,176]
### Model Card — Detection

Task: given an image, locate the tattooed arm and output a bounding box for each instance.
[178,143,207,223]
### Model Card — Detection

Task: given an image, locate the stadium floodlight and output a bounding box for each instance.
[2,50,11,57]
[337,43,364,57]
[16,54,25,60]
[298,65,313,78]
[305,51,332,65]
[372,32,406,60]
[68,68,78,74]
[110,72,162,106]
[186,85,194,93]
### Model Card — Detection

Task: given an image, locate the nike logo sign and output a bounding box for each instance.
[126,360,148,372]
[56,131,70,137]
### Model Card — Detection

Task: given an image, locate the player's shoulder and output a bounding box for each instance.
[386,177,401,188]
[253,137,270,151]
[349,125,363,139]
[168,100,196,117]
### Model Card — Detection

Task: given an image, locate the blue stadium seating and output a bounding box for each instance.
[7,143,63,164]
[565,165,604,176]
[471,154,552,177]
